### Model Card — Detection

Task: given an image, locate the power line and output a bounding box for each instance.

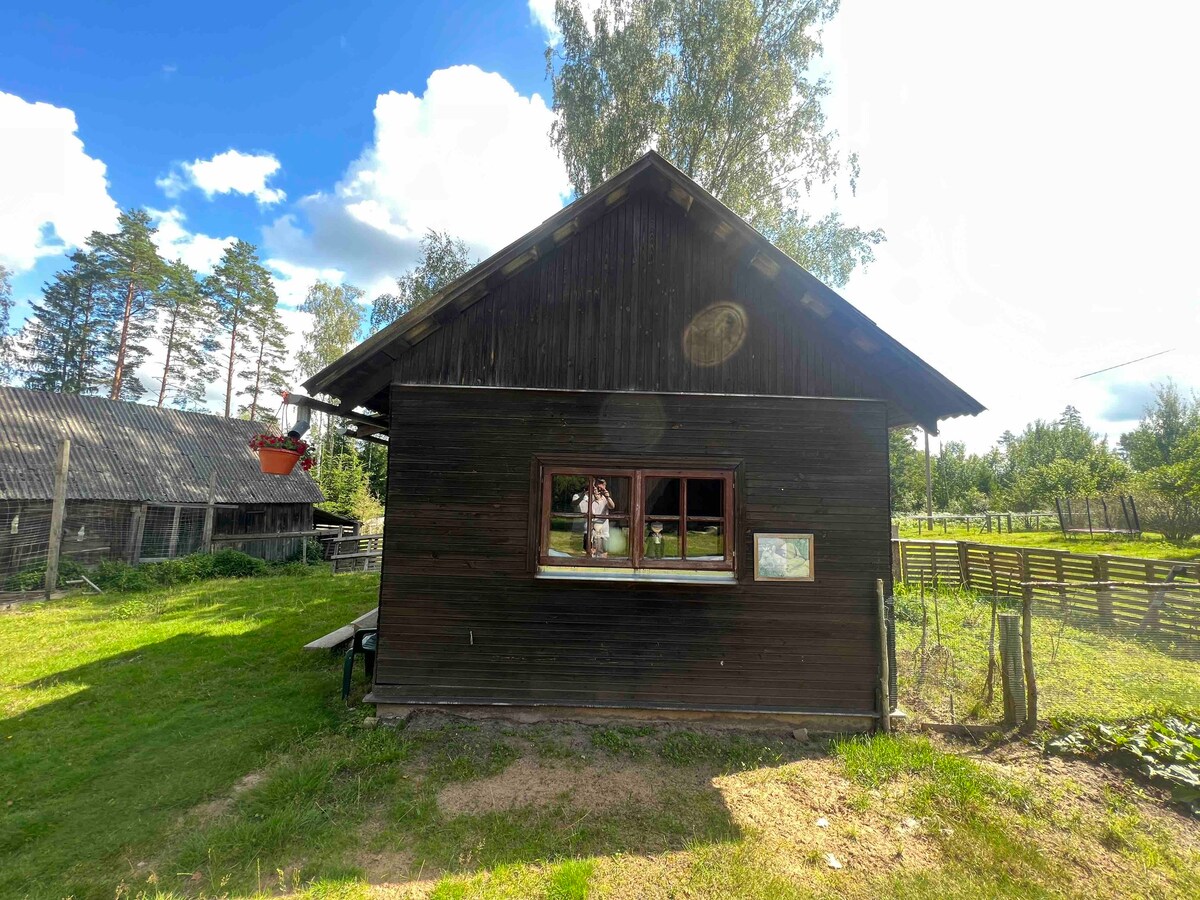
[1074,348,1173,380]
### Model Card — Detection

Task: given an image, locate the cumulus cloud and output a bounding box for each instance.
[264,65,570,292]
[157,149,286,205]
[147,207,235,274]
[0,91,120,273]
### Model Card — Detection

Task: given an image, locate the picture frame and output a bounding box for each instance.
[753,532,814,582]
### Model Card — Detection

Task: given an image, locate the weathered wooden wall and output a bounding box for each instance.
[393,188,892,410]
[375,385,891,715]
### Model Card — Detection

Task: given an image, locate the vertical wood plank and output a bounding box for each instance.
[43,437,71,599]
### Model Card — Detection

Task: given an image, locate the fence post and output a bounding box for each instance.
[891,532,901,583]
[1021,585,1038,732]
[956,541,969,589]
[201,469,217,554]
[876,578,891,733]
[1094,555,1114,625]
[998,612,1026,727]
[43,437,71,600]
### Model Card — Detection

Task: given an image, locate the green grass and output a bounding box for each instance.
[895,521,1200,561]
[4,575,1200,899]
[894,583,1200,723]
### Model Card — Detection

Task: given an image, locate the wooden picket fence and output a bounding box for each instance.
[892,539,1200,640]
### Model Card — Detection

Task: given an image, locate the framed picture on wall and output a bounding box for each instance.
[753,533,814,581]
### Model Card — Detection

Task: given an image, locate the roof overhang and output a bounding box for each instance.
[304,151,984,434]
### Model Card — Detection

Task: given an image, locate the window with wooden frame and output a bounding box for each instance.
[537,465,736,579]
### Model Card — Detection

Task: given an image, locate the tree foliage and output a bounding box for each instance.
[547,0,883,286]
[206,240,278,418]
[369,231,474,334]
[87,209,166,401]
[18,252,109,395]
[297,281,364,379]
[1121,383,1200,542]
[156,259,218,410]
[237,297,290,423]
[0,263,13,383]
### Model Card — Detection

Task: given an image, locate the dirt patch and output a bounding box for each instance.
[714,758,939,872]
[189,769,268,824]
[437,757,668,816]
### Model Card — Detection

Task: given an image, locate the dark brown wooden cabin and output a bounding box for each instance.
[0,387,324,584]
[304,152,982,727]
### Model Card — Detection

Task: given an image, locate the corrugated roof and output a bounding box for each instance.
[0,387,324,504]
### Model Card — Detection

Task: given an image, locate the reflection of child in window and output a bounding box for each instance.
[578,478,616,557]
[647,520,665,559]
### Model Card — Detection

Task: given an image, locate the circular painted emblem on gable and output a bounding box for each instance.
[682,302,748,367]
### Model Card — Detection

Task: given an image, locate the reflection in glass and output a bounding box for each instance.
[645,477,680,516]
[548,515,588,557]
[644,519,681,560]
[686,522,724,560]
[686,479,723,519]
[551,474,590,515]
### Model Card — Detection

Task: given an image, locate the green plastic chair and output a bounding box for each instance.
[342,627,378,700]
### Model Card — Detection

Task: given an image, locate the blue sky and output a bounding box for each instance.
[2,1,1198,451]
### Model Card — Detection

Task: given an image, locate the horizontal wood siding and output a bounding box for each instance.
[376,385,890,714]
[392,190,887,405]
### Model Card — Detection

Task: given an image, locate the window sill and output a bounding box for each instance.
[537,565,736,585]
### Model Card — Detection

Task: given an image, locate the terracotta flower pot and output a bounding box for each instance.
[257,447,302,475]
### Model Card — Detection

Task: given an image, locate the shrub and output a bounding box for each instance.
[5,558,87,592]
[207,549,268,578]
[92,560,157,593]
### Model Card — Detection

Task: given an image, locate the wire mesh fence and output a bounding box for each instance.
[894,580,1200,727]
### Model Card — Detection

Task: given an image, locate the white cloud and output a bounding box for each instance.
[147,207,235,274]
[157,149,286,205]
[0,91,120,273]
[264,65,570,292]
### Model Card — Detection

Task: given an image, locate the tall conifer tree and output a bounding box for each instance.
[157,259,219,409]
[0,263,13,383]
[237,293,290,423]
[206,240,275,418]
[18,252,109,394]
[88,209,166,401]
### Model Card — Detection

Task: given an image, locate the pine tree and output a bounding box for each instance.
[0,263,13,383]
[206,240,276,418]
[157,259,219,409]
[18,252,108,394]
[88,209,166,401]
[237,293,290,423]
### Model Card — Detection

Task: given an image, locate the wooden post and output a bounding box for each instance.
[43,437,71,600]
[166,505,182,559]
[126,503,144,563]
[1021,586,1038,732]
[876,578,891,733]
[956,541,969,589]
[201,469,217,554]
[1094,555,1113,625]
[891,533,901,583]
[924,429,934,531]
[998,612,1026,727]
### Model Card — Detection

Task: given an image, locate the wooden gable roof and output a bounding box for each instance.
[304,152,983,433]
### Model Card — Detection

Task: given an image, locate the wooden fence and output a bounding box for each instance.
[893,539,1200,640]
[323,533,383,574]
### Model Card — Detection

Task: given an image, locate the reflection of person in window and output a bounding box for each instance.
[579,478,617,557]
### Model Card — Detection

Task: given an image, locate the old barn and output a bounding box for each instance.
[304,152,982,728]
[0,387,324,584]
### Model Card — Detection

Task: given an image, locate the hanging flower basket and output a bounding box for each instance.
[250,434,315,476]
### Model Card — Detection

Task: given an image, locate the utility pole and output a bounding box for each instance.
[924,427,934,530]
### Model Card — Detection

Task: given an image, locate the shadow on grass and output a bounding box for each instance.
[0,576,756,899]
[0,576,378,900]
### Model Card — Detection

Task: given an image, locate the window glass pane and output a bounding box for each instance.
[644,519,681,559]
[645,477,680,516]
[686,478,724,519]
[686,522,725,560]
[550,474,590,515]
[589,516,631,559]
[548,516,589,557]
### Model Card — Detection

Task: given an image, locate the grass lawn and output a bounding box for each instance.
[894,584,1200,724]
[3,573,1199,899]
[894,521,1200,562]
